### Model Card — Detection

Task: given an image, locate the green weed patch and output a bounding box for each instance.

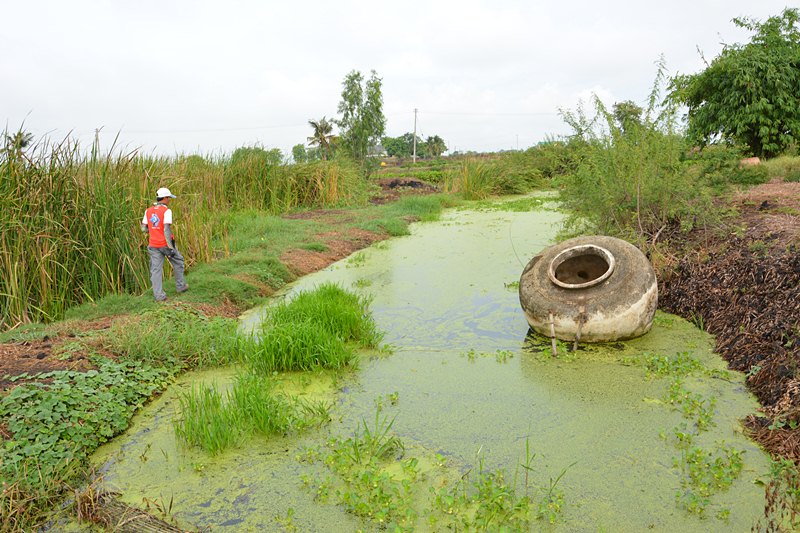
[0,358,174,527]
[105,305,240,368]
[299,408,571,531]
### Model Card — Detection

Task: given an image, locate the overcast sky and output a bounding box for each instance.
[2,1,792,157]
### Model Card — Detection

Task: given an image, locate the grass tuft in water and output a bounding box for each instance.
[242,320,354,373]
[175,383,244,455]
[241,283,382,373]
[174,374,330,455]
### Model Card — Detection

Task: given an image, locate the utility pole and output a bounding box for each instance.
[412,108,418,163]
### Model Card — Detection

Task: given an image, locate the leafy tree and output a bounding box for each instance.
[382,133,425,157]
[336,70,386,161]
[425,135,447,158]
[381,135,406,157]
[292,143,308,164]
[670,8,800,157]
[230,146,283,167]
[307,117,335,160]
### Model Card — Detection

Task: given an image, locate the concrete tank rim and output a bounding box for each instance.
[547,243,616,290]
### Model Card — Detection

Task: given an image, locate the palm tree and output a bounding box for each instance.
[307,117,335,160]
[3,130,34,158]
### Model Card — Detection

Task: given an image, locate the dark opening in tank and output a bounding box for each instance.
[555,254,610,284]
[548,245,615,289]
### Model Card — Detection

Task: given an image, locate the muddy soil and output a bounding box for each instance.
[660,181,800,459]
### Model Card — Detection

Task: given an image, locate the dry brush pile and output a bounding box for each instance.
[660,219,800,459]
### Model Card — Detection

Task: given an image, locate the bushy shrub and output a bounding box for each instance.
[684,145,769,189]
[558,68,718,243]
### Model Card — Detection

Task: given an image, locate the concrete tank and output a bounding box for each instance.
[519,235,657,342]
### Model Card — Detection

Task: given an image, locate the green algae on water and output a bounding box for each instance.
[84,200,772,532]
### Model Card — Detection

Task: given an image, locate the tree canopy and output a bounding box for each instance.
[425,135,447,158]
[382,133,424,158]
[670,8,800,157]
[336,70,386,161]
[382,133,447,158]
[2,129,34,159]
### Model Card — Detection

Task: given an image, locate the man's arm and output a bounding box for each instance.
[164,224,174,250]
[141,214,148,233]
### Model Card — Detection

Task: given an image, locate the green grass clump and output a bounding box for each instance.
[105,305,240,368]
[174,382,244,455]
[300,242,329,252]
[444,155,546,199]
[444,159,495,200]
[268,283,382,348]
[243,320,354,373]
[763,155,800,182]
[241,284,382,373]
[393,194,450,222]
[174,374,330,455]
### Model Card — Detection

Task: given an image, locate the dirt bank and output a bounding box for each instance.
[660,181,800,460]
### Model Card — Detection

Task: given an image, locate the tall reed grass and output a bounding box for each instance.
[443,154,547,199]
[0,134,370,330]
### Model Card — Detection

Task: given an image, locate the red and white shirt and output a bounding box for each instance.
[142,204,173,247]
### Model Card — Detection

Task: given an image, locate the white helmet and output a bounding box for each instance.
[156,187,176,199]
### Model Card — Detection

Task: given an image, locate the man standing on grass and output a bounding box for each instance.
[141,187,189,301]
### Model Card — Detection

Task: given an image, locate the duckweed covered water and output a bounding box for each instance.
[87,198,770,531]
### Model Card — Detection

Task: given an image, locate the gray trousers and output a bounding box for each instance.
[148,246,187,301]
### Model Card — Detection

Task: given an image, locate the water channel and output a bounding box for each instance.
[86,198,770,531]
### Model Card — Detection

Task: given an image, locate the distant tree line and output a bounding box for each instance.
[381,133,447,158]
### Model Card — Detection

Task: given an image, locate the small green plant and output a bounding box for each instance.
[275,507,298,532]
[754,458,800,531]
[346,251,367,267]
[536,466,570,524]
[495,349,514,363]
[673,443,744,516]
[749,240,769,258]
[174,374,330,455]
[666,378,717,431]
[352,278,372,288]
